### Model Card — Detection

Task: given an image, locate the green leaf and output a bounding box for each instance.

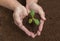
[33,18,40,25]
[30,10,35,17]
[29,18,33,24]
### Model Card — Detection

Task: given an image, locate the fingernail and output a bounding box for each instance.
[42,17,46,21]
[44,17,46,20]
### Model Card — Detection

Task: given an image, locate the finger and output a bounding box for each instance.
[34,33,38,37]
[39,19,45,32]
[37,20,45,36]
[20,26,31,36]
[26,5,30,13]
[33,3,46,20]
[22,8,28,16]
[37,31,41,36]
[30,32,36,38]
[29,3,46,20]
[38,7,46,21]
[15,19,31,36]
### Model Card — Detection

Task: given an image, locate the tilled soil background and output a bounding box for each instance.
[0,0,60,41]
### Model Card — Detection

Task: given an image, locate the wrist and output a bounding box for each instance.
[0,0,22,11]
[12,1,23,11]
[26,0,38,4]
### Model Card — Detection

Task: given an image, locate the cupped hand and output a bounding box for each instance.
[26,2,46,37]
[13,5,35,38]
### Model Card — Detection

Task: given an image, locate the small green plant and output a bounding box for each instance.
[29,10,40,25]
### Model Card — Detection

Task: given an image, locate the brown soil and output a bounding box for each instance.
[23,13,40,33]
[0,0,60,41]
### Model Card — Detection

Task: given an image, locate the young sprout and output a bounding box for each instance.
[29,10,40,25]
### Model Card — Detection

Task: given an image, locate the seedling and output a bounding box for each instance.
[29,10,40,25]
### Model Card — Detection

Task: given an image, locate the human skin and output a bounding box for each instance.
[0,0,34,37]
[26,0,46,37]
[0,0,46,38]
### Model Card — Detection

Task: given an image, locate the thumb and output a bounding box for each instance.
[41,14,46,21]
[26,5,30,13]
[39,10,46,21]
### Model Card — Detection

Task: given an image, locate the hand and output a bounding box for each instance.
[26,2,46,37]
[0,0,36,38]
[13,5,35,38]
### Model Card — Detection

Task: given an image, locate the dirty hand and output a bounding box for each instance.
[13,5,35,38]
[26,1,46,37]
